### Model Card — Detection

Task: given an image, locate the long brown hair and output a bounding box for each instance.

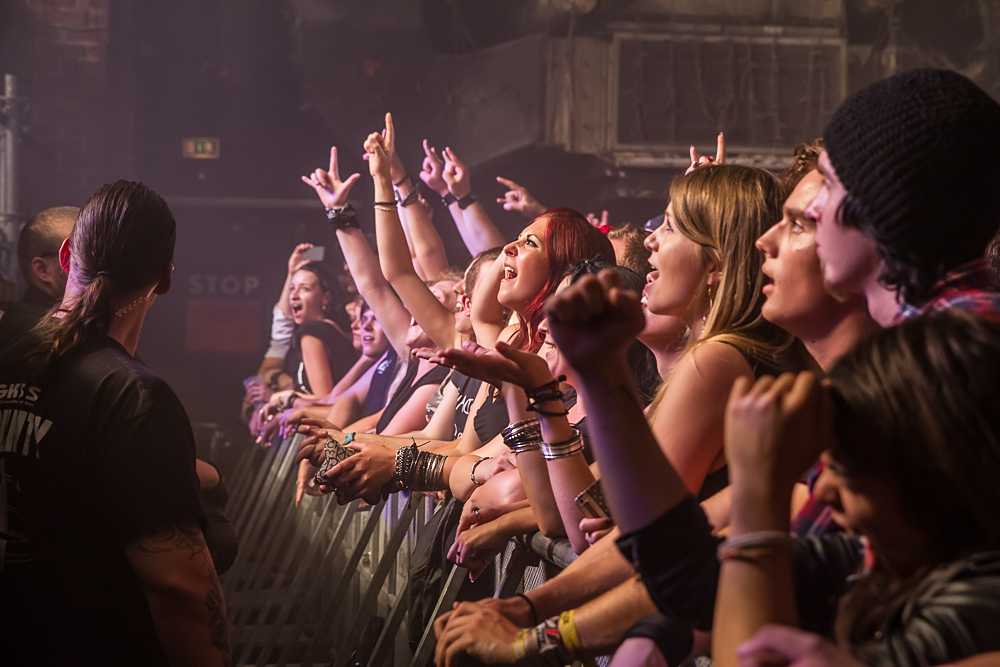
[829,311,1000,649]
[29,180,176,370]
[647,165,796,417]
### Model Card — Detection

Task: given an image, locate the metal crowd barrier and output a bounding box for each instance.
[223,434,575,667]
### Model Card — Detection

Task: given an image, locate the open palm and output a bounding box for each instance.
[415,339,553,390]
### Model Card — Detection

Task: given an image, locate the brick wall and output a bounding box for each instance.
[10,0,134,217]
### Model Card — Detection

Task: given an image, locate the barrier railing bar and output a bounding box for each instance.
[232,440,284,534]
[226,443,263,513]
[230,485,318,643]
[365,580,410,667]
[290,499,388,667]
[408,564,469,667]
[251,500,360,667]
[331,496,421,667]
[225,436,299,598]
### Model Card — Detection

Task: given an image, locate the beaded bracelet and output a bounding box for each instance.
[470,456,493,486]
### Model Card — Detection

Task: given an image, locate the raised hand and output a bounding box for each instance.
[301,146,361,209]
[686,132,726,175]
[546,270,646,374]
[288,243,314,274]
[420,140,449,196]
[363,112,396,181]
[724,372,832,495]
[495,176,546,218]
[586,210,610,229]
[414,339,554,390]
[442,146,472,199]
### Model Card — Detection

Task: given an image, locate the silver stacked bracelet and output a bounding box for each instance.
[502,418,542,454]
[394,444,448,492]
[539,429,584,460]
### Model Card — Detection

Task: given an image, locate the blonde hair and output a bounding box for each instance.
[647,164,796,417]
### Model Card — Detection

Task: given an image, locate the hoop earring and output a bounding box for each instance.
[702,282,715,331]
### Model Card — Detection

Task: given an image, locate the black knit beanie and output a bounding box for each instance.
[823,68,1000,303]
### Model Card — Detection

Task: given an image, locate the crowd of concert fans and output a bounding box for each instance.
[5,67,1000,666]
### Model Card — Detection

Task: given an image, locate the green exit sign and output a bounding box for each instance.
[182,137,220,159]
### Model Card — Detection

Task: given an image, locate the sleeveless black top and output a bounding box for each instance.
[375,358,450,434]
[361,349,400,419]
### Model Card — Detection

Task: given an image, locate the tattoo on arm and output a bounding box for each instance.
[126,521,209,562]
[206,566,232,666]
[127,522,232,666]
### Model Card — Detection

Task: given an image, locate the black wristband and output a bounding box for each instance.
[326,203,360,230]
[517,593,539,626]
[393,173,410,187]
[442,192,458,207]
[374,199,398,207]
[457,192,478,210]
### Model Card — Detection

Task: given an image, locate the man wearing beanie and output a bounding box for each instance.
[805,68,1000,325]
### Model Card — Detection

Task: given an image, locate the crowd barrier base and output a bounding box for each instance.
[223,434,576,667]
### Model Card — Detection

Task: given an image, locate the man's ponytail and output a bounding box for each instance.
[27,180,176,372]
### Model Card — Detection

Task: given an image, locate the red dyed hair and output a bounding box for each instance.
[509,207,616,352]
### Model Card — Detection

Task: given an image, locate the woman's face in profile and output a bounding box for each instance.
[498,217,551,313]
[289,270,328,325]
[642,203,711,320]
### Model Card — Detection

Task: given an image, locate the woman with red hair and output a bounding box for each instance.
[499,207,617,353]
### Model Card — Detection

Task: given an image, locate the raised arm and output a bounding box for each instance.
[712,372,829,667]
[496,176,547,219]
[388,143,450,279]
[125,521,231,667]
[369,115,459,349]
[442,146,507,255]
[301,144,411,358]
[420,140,473,254]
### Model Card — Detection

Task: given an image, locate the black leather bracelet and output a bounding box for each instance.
[457,192,478,210]
[326,203,360,230]
[517,593,539,626]
[442,192,458,207]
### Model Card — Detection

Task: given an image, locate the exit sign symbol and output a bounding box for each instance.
[182,137,221,159]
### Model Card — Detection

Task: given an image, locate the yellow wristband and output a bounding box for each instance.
[513,629,528,662]
[558,610,583,655]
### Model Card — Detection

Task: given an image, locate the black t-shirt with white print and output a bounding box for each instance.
[0,334,206,666]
